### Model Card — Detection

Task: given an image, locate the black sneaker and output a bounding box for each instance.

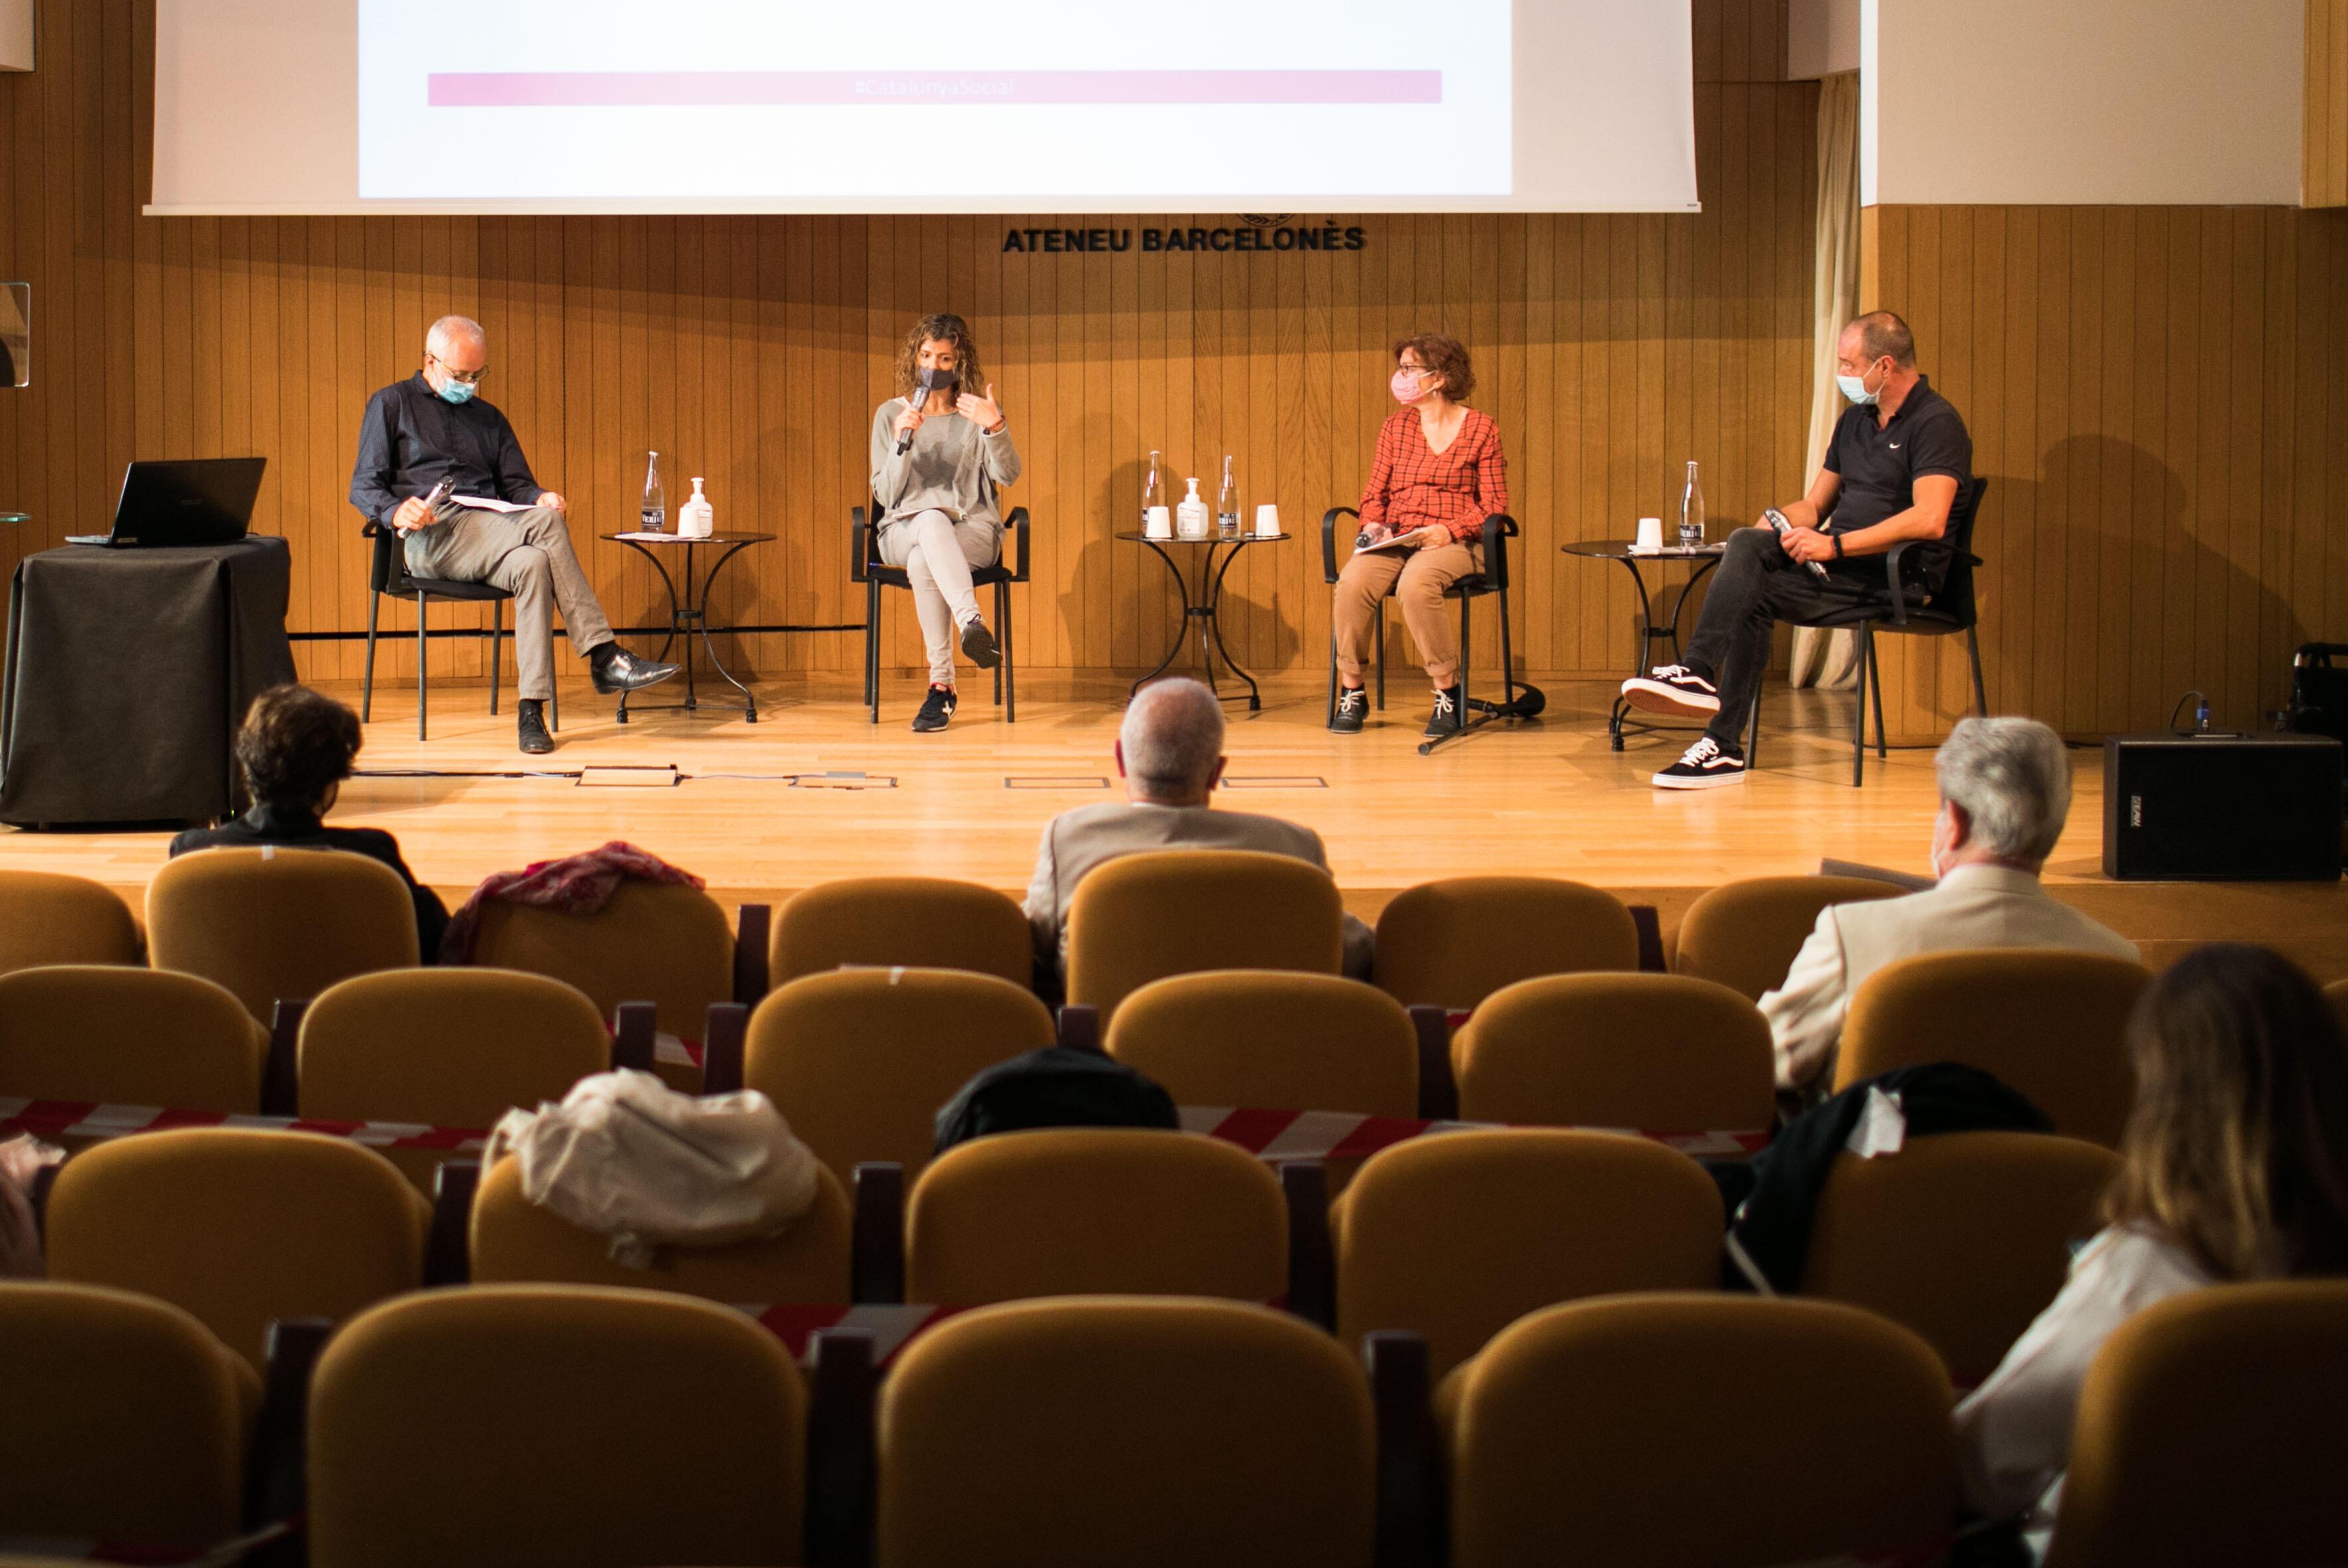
[517,702,554,755]
[1422,686,1464,740]
[958,616,1001,670]
[911,683,958,732]
[1329,687,1369,734]
[1621,664,1721,718]
[1652,736,1746,789]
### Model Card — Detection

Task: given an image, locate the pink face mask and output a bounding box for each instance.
[1390,368,1428,404]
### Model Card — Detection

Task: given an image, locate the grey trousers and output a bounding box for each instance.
[405,506,614,700]
[878,509,1001,685]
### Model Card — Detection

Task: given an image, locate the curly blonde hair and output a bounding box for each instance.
[894,313,987,406]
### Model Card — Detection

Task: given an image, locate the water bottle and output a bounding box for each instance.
[1678,460,1705,548]
[639,451,666,533]
[1176,477,1209,540]
[1216,455,1240,540]
[1141,450,1163,526]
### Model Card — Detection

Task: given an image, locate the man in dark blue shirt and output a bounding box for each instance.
[1621,311,1973,788]
[351,314,675,753]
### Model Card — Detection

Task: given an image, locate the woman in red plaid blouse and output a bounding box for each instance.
[1331,333,1509,739]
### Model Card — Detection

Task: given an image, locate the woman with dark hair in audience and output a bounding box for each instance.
[1955,943,2348,1553]
[170,684,449,959]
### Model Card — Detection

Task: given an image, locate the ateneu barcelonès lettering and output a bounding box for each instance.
[1001,225,1369,254]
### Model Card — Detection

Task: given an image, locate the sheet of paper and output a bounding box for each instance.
[452,494,530,513]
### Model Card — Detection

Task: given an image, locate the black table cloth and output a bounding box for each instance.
[1,536,296,825]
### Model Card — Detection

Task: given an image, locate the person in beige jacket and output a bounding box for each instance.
[1763,716,2138,1094]
[1025,677,1375,990]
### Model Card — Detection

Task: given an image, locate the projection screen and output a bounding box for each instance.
[149,0,1697,214]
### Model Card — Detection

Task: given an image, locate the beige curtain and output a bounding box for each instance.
[1789,71,1862,690]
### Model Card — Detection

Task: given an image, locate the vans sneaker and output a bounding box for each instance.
[1621,665,1721,718]
[1652,736,1746,789]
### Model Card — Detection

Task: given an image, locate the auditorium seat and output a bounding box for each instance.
[2045,1281,2348,1567]
[1065,850,1344,1020]
[1373,876,1639,1012]
[1105,971,1418,1119]
[307,1285,805,1568]
[0,965,266,1114]
[0,868,143,976]
[1837,949,2150,1146]
[876,1296,1374,1568]
[0,1281,256,1554]
[744,967,1055,1183]
[771,875,1033,988]
[299,969,611,1190]
[2322,976,2348,1037]
[1332,1129,1722,1377]
[469,1150,853,1306]
[1442,1294,1955,1568]
[1671,874,1909,1001]
[1451,972,1775,1134]
[906,1129,1286,1306]
[466,877,734,1051]
[147,847,420,1024]
[1800,1131,2120,1387]
[41,1127,430,1374]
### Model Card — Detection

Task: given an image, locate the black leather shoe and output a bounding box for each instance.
[588,645,681,694]
[958,617,1001,670]
[517,704,555,755]
[1329,688,1368,734]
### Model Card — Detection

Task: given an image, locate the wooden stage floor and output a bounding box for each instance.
[5,673,2342,979]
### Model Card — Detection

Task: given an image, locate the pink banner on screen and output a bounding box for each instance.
[427,69,1442,108]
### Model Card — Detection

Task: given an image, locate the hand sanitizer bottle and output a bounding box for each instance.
[680,477,714,538]
[1176,477,1209,540]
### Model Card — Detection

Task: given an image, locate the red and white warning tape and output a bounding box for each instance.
[0,1097,489,1154]
[748,1302,960,1367]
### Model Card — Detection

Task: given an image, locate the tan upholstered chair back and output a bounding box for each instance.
[1453,972,1775,1133]
[469,878,732,1041]
[1673,874,1909,1001]
[44,1128,431,1373]
[906,1129,1286,1306]
[1802,1131,2121,1386]
[147,848,419,1024]
[307,1285,805,1568]
[1374,876,1637,1011]
[744,967,1055,1184]
[1106,970,1418,1118]
[877,1297,1375,1568]
[1066,850,1342,1020]
[0,965,267,1114]
[1445,1294,1955,1568]
[774,876,1032,987]
[0,868,143,975]
[1839,948,2151,1144]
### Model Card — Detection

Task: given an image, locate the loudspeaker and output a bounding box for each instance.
[2104,733,2342,882]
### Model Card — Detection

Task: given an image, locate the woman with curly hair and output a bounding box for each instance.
[1954,943,2348,1555]
[869,312,1022,733]
[169,684,449,959]
[1329,332,1509,741]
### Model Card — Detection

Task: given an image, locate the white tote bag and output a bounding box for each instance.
[486,1069,819,1268]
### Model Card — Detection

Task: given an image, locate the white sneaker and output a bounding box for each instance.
[1652,736,1747,789]
[1622,665,1721,718]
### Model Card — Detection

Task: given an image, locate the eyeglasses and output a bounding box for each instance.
[429,353,487,386]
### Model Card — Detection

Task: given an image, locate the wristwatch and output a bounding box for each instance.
[1831,534,1845,560]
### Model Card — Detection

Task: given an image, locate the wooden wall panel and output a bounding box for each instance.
[3,0,1813,690]
[1867,202,2348,741]
[2310,0,2348,208]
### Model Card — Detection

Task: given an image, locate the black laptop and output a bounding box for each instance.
[68,457,266,547]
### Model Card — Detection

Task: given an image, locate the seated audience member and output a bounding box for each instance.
[171,685,450,959]
[1762,716,2136,1095]
[1954,943,2348,1553]
[1023,677,1374,986]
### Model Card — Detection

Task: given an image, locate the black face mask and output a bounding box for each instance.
[914,365,959,396]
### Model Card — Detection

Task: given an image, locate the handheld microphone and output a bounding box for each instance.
[1764,507,1830,582]
[896,368,959,455]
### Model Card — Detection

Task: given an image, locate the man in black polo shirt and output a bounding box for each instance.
[1622,311,1972,788]
[351,314,677,753]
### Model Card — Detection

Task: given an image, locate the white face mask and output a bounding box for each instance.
[1836,357,1888,406]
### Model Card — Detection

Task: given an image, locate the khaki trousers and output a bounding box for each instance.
[879,508,1002,686]
[1331,539,1480,689]
[405,506,614,701]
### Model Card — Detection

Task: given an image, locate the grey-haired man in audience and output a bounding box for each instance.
[1763,716,2138,1095]
[1023,677,1375,992]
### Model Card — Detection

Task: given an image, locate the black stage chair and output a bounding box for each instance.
[360,522,559,742]
[1746,477,1989,787]
[851,499,1031,726]
[1321,508,1543,755]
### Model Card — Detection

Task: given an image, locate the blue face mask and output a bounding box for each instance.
[1837,359,1886,406]
[437,378,477,406]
